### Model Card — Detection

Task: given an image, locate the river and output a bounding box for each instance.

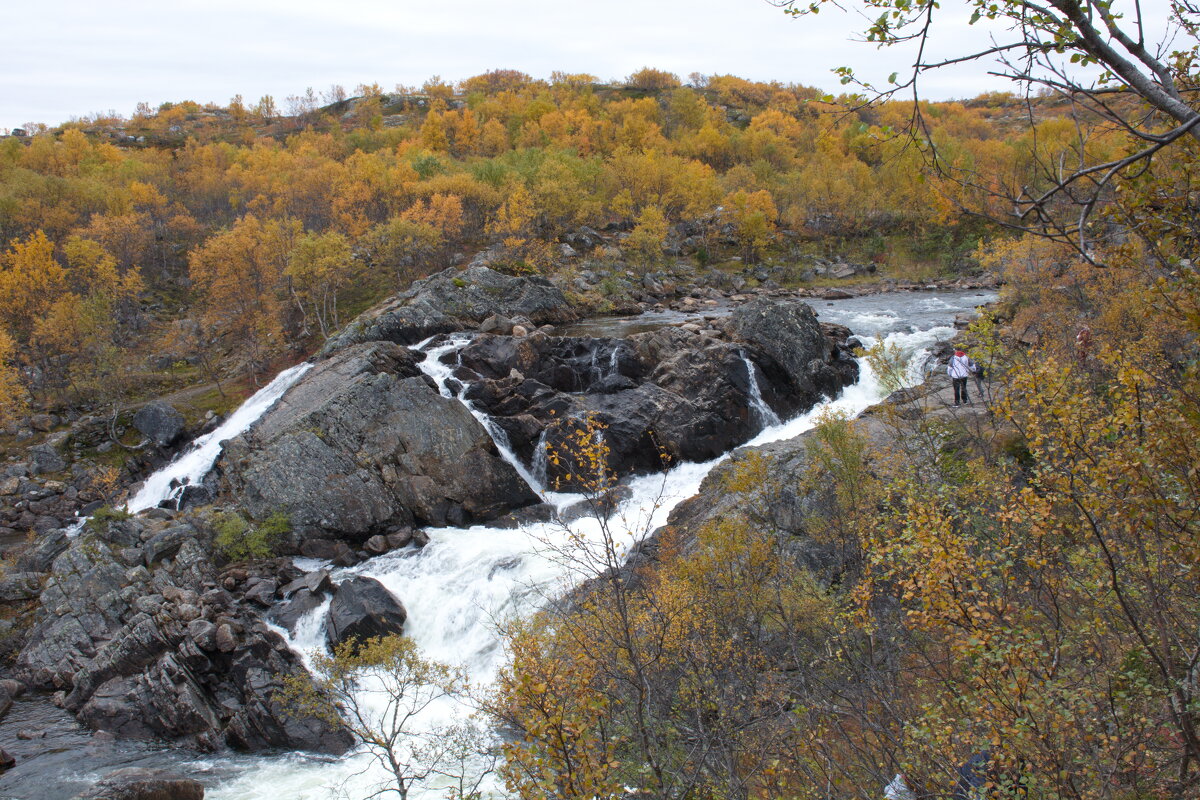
[0,288,995,800]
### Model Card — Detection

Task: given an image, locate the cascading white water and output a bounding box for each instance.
[530,429,549,493]
[739,351,782,429]
[208,298,980,800]
[416,335,548,498]
[124,363,313,514]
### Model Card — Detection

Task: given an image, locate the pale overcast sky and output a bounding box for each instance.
[0,0,1170,130]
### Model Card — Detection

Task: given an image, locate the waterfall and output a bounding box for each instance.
[124,362,313,514]
[530,429,549,493]
[207,302,977,800]
[588,347,601,387]
[414,335,547,499]
[739,351,781,429]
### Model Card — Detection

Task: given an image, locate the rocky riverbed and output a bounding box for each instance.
[0,265,996,799]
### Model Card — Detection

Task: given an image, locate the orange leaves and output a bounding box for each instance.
[400,193,464,238]
[0,231,67,340]
[0,330,24,425]
[188,214,298,364]
[722,189,779,262]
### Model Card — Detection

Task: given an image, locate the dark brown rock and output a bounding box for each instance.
[73,767,203,799]
[325,576,406,649]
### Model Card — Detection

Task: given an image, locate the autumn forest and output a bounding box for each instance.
[0,68,1103,420]
[1,43,1199,800]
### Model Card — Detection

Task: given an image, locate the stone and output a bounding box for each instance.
[29,414,55,432]
[142,526,192,566]
[132,403,186,448]
[16,528,70,573]
[214,623,237,653]
[72,767,204,800]
[729,298,858,415]
[830,263,857,279]
[299,539,351,560]
[478,314,514,335]
[364,535,391,555]
[280,569,333,598]
[243,579,277,607]
[386,530,414,549]
[0,571,42,602]
[320,265,578,354]
[28,443,66,475]
[187,619,217,650]
[325,576,407,648]
[218,342,539,544]
[268,588,325,635]
[16,530,349,755]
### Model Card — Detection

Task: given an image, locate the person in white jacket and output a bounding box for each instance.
[947,349,977,406]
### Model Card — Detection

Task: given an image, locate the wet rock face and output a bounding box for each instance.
[728,298,858,417]
[131,403,186,449]
[324,576,407,649]
[73,767,205,800]
[321,265,578,355]
[217,341,538,544]
[454,299,858,490]
[458,335,644,394]
[14,516,352,755]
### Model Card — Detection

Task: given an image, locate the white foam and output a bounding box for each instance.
[125,363,313,514]
[209,312,966,799]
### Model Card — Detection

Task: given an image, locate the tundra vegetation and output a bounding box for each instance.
[1,4,1197,794]
[492,1,1200,797]
[0,66,1134,424]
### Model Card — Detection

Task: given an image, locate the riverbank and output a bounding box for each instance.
[0,282,995,800]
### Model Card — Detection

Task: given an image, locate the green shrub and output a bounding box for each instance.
[213,510,288,561]
[85,505,132,533]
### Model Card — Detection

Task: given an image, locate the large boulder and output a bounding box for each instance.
[74,767,204,800]
[451,301,857,490]
[132,402,186,448]
[728,298,858,416]
[321,265,578,355]
[217,341,539,543]
[28,443,65,475]
[16,519,352,755]
[325,576,407,649]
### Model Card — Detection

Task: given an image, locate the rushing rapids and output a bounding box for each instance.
[0,289,994,800]
[205,289,993,800]
[125,364,315,515]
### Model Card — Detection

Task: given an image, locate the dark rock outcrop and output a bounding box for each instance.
[28,443,65,475]
[217,341,539,544]
[451,299,857,490]
[132,403,186,448]
[728,297,859,416]
[321,265,578,355]
[325,576,407,649]
[15,517,352,755]
[73,767,204,800]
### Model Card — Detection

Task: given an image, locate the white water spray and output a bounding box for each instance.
[124,363,313,514]
[739,351,781,429]
[415,335,548,498]
[208,300,975,800]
